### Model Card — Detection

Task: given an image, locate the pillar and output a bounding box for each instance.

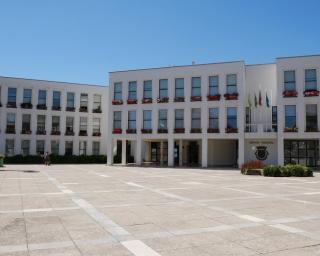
[238,138,245,167]
[202,138,208,168]
[160,141,164,166]
[121,139,126,165]
[179,140,183,166]
[107,138,113,165]
[136,139,142,165]
[168,138,174,167]
[278,138,284,166]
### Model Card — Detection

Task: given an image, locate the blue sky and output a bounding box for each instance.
[0,0,319,85]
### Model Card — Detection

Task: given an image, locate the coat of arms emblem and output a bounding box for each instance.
[255,146,268,161]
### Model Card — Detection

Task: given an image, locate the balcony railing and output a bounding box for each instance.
[245,124,277,133]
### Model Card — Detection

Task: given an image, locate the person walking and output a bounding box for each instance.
[44,152,51,166]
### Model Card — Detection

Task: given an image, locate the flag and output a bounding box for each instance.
[247,94,252,108]
[259,91,262,106]
[266,92,270,108]
[254,93,258,108]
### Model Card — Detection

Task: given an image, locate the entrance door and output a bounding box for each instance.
[174,142,179,165]
[151,142,159,162]
[188,142,199,165]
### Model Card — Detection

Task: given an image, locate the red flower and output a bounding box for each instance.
[112,128,122,134]
[304,90,319,97]
[283,90,298,97]
[224,93,238,100]
[207,95,221,101]
[112,100,123,105]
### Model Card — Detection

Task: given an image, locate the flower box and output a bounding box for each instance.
[142,98,153,104]
[51,130,61,135]
[141,129,152,134]
[21,103,33,109]
[225,128,238,133]
[66,107,75,112]
[157,128,168,133]
[283,90,298,98]
[284,127,298,132]
[36,130,46,135]
[92,108,102,113]
[174,97,185,102]
[224,93,238,100]
[174,128,185,133]
[113,128,122,134]
[79,131,88,136]
[190,128,202,133]
[207,128,220,133]
[21,129,32,134]
[127,99,137,104]
[7,102,17,108]
[207,95,221,101]
[37,104,47,110]
[65,131,75,136]
[52,106,61,111]
[92,132,101,137]
[79,106,88,112]
[157,97,169,103]
[304,90,319,97]
[190,96,202,102]
[126,129,136,134]
[112,99,123,105]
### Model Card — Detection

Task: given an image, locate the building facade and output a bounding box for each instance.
[0,77,108,156]
[107,55,320,168]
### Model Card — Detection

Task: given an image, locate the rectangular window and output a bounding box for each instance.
[128,81,137,100]
[23,89,32,103]
[226,74,237,94]
[113,111,122,129]
[6,113,15,132]
[209,76,219,96]
[52,91,61,108]
[80,117,88,132]
[52,116,60,132]
[80,93,88,110]
[191,77,201,97]
[285,105,296,128]
[159,79,168,98]
[284,71,296,91]
[143,110,152,129]
[158,109,167,129]
[79,141,87,155]
[22,114,31,131]
[38,90,47,105]
[143,80,152,99]
[191,108,201,129]
[5,139,14,156]
[37,115,46,133]
[93,94,102,111]
[272,106,278,132]
[93,118,101,133]
[67,92,75,108]
[21,140,30,156]
[66,117,74,133]
[175,109,184,128]
[128,111,136,129]
[306,104,318,132]
[114,82,122,100]
[175,78,184,98]
[51,140,59,155]
[305,69,317,90]
[65,141,73,155]
[92,141,100,155]
[8,87,17,104]
[227,107,237,129]
[36,140,45,155]
[209,108,219,129]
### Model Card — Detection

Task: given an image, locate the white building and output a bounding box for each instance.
[107,55,320,168]
[0,76,108,156]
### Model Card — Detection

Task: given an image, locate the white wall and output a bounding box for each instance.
[244,139,278,165]
[208,139,237,166]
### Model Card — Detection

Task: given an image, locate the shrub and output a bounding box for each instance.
[113,154,121,164]
[241,160,266,174]
[263,164,313,177]
[0,155,4,160]
[263,165,282,177]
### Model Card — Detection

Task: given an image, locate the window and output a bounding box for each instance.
[37,115,46,133]
[52,91,61,108]
[65,141,73,155]
[191,108,201,129]
[36,140,45,155]
[175,109,184,128]
[209,76,219,95]
[51,140,59,155]
[23,89,32,103]
[22,114,31,131]
[305,69,317,90]
[143,80,152,99]
[158,109,167,129]
[272,106,278,132]
[93,94,102,111]
[128,111,136,129]
[5,139,14,156]
[209,108,219,129]
[80,117,88,132]
[191,77,201,97]
[285,105,296,128]
[66,117,74,133]
[226,74,237,94]
[113,111,121,129]
[175,78,184,98]
[92,141,100,155]
[128,81,137,100]
[21,140,30,156]
[143,110,152,129]
[93,118,101,133]
[227,107,237,129]
[284,71,296,91]
[79,141,87,155]
[159,79,168,98]
[38,90,46,105]
[114,82,122,100]
[6,113,15,131]
[8,87,16,104]
[80,93,88,110]
[67,92,75,108]
[306,104,318,132]
[52,116,60,132]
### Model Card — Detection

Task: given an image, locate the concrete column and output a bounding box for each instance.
[179,139,183,166]
[121,139,126,165]
[145,142,150,162]
[278,138,284,166]
[168,138,174,167]
[202,137,208,168]
[136,139,142,165]
[238,138,245,167]
[107,138,113,165]
[160,141,164,166]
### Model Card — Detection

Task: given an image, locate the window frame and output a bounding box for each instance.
[191,77,201,97]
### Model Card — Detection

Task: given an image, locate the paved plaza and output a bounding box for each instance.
[0,165,320,255]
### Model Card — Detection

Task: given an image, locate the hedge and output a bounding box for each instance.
[4,155,107,164]
[263,164,313,177]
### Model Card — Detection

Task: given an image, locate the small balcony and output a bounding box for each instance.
[113,128,122,134]
[174,97,185,102]
[7,102,17,108]
[142,98,152,104]
[174,128,185,133]
[112,99,123,105]
[207,128,219,133]
[127,99,137,104]
[79,130,88,136]
[224,93,238,100]
[36,130,46,135]
[79,106,88,112]
[65,130,75,136]
[245,124,277,138]
[52,106,61,111]
[304,90,319,97]
[21,129,32,135]
[92,131,101,137]
[190,128,202,133]
[225,127,238,133]
[283,90,298,98]
[51,130,61,135]
[157,128,168,133]
[21,103,33,109]
[141,129,152,134]
[157,97,169,103]
[207,94,221,101]
[66,107,75,112]
[284,127,298,133]
[92,108,102,113]
[126,129,136,134]
[5,126,15,134]
[190,96,202,102]
[37,104,47,110]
